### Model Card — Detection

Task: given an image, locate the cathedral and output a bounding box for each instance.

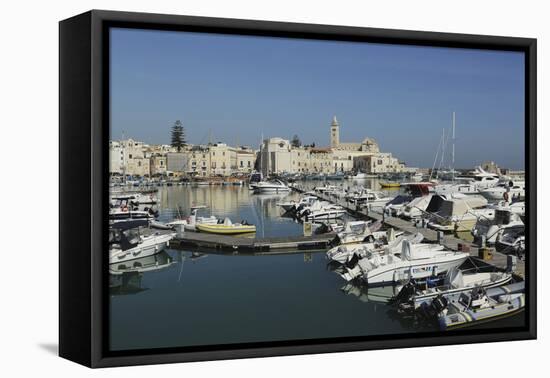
[329,116,380,153]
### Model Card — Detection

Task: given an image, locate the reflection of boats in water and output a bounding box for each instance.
[109,250,177,275]
[341,282,402,304]
[109,251,176,296]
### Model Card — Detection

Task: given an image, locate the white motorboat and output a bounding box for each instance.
[434,166,501,195]
[276,195,317,213]
[301,201,347,220]
[326,232,421,264]
[334,220,382,245]
[393,267,512,311]
[471,206,524,244]
[337,240,469,286]
[166,205,218,231]
[109,228,176,264]
[346,189,393,209]
[495,229,525,260]
[479,181,525,201]
[253,179,290,193]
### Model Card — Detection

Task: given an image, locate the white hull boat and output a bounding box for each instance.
[253,180,290,193]
[109,232,175,264]
[338,240,469,286]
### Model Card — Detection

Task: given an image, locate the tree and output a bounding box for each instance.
[171,120,186,152]
[291,134,302,148]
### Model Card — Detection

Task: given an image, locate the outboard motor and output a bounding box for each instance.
[389,281,417,306]
[345,253,360,269]
[430,294,448,314]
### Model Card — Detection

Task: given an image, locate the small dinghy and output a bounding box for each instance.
[422,281,525,330]
[391,267,513,311]
[196,218,256,235]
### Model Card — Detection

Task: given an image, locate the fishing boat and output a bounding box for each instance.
[423,282,525,330]
[392,267,513,311]
[196,218,256,235]
[337,240,469,286]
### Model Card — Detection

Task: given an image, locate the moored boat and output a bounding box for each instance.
[196,218,256,235]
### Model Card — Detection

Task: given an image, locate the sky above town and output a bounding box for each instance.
[110,28,525,169]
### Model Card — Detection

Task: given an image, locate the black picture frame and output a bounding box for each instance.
[59,9,537,368]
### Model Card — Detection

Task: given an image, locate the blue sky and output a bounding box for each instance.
[110,28,525,169]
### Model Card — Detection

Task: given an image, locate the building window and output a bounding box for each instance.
[129,154,132,159]
[212,152,215,156]
[222,152,225,156]
[247,161,251,167]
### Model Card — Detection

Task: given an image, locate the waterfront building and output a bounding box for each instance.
[236,147,256,173]
[150,154,167,176]
[189,146,211,177]
[260,137,293,176]
[109,138,150,176]
[354,153,404,174]
[209,143,233,176]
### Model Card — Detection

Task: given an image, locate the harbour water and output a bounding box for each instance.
[109,182,524,351]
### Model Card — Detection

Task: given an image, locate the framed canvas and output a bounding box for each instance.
[59,10,536,368]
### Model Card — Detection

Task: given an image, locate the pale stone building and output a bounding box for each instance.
[209,143,233,176]
[354,153,404,174]
[188,146,211,177]
[150,154,167,176]
[236,148,256,173]
[260,137,293,176]
[109,139,150,176]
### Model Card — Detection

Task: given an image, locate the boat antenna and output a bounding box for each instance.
[452,111,456,182]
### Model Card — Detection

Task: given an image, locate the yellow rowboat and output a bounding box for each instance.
[380,182,401,188]
[196,219,256,235]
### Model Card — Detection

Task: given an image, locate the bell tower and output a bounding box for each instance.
[330,116,340,148]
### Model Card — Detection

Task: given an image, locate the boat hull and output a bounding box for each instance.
[196,223,256,234]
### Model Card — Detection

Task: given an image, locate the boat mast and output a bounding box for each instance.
[452,111,456,182]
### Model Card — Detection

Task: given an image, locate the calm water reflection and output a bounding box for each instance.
[109,183,521,351]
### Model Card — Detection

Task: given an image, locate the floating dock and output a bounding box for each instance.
[171,232,336,253]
